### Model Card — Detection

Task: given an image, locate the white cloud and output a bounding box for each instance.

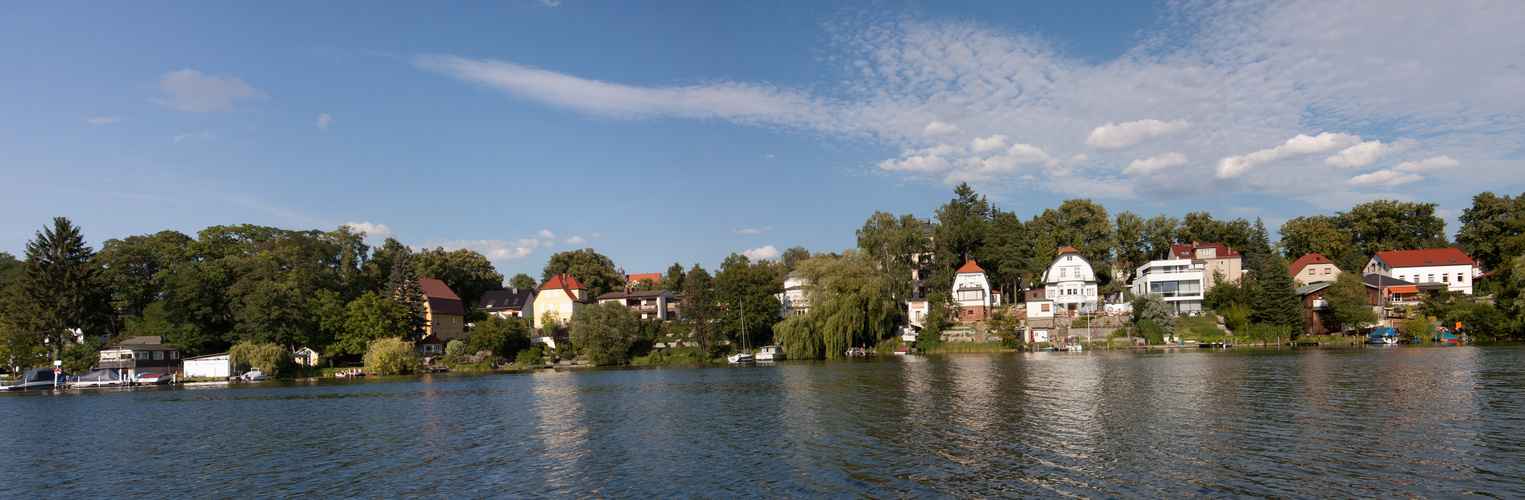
[878,154,950,173]
[923,121,959,136]
[1394,155,1460,172]
[1346,169,1424,187]
[1124,152,1189,176]
[970,135,1008,153]
[1324,140,1391,168]
[85,117,126,125]
[316,114,333,130]
[1215,132,1361,178]
[977,143,1057,174]
[732,227,765,235]
[591,232,601,238]
[148,69,266,112]
[537,229,556,239]
[742,245,780,261]
[563,235,586,245]
[172,131,214,142]
[344,221,394,242]
[1085,119,1190,149]
[423,238,542,261]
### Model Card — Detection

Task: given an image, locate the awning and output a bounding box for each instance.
[1388,286,1419,294]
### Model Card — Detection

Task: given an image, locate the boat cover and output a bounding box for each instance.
[1368,327,1398,338]
[77,369,124,383]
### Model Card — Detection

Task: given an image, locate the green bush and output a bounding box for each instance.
[1137,319,1166,345]
[516,346,544,366]
[364,337,422,375]
[230,342,291,375]
[445,339,468,356]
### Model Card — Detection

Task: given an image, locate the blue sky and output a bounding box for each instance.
[3,0,1522,279]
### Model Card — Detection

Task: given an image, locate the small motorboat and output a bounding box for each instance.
[1434,331,1463,344]
[727,352,754,363]
[844,347,866,357]
[893,347,915,355]
[241,369,267,381]
[1,367,67,391]
[134,372,174,385]
[72,368,127,388]
[1365,327,1399,345]
[1068,343,1084,352]
[756,345,786,361]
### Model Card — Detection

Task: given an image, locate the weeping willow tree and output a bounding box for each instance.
[772,251,897,359]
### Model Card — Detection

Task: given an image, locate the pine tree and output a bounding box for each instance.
[1252,254,1305,337]
[16,217,110,347]
[386,251,428,341]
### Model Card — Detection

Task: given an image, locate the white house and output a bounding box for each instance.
[596,289,679,321]
[1364,248,1478,295]
[778,272,810,316]
[952,260,993,322]
[183,352,231,379]
[1039,247,1098,315]
[1131,259,1206,314]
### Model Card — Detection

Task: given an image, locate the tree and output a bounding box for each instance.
[568,301,638,365]
[770,252,897,359]
[364,337,422,375]
[233,280,304,347]
[14,217,110,347]
[713,253,785,350]
[678,264,719,356]
[230,341,289,375]
[445,339,468,356]
[412,246,504,309]
[386,251,428,341]
[657,263,686,292]
[980,210,1036,298]
[1279,215,1355,263]
[509,273,538,290]
[1131,293,1175,334]
[303,289,347,352]
[1456,191,1525,272]
[466,315,530,357]
[1113,211,1148,271]
[98,230,193,320]
[780,246,811,272]
[332,291,405,357]
[1251,254,1305,335]
[541,248,624,297]
[1338,199,1448,255]
[931,183,990,290]
[1242,218,1274,284]
[363,238,409,293]
[1324,271,1377,332]
[857,211,928,308]
[1142,215,1181,261]
[1029,199,1113,284]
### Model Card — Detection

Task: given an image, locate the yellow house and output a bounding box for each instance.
[420,278,467,342]
[534,274,592,328]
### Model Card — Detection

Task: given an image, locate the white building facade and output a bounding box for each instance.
[952,260,993,322]
[1365,248,1478,295]
[1040,247,1098,315]
[1131,259,1206,314]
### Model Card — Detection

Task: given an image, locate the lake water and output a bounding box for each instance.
[4,344,1525,498]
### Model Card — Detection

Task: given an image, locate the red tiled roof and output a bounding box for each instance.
[1374,248,1474,268]
[626,273,662,284]
[541,273,589,292]
[418,278,466,316]
[1170,243,1241,260]
[956,260,984,273]
[1288,253,1334,276]
[1057,246,1080,255]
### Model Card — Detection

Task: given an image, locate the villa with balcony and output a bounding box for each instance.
[596,289,678,321]
[1131,258,1206,314]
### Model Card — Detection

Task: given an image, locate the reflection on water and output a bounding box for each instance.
[3,345,1525,498]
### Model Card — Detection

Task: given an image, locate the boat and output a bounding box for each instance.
[135,372,174,385]
[241,369,267,381]
[844,347,866,357]
[727,352,754,363]
[71,368,127,388]
[1068,343,1084,352]
[894,347,915,355]
[728,299,755,363]
[2,367,67,391]
[1434,331,1463,344]
[757,345,786,361]
[1365,327,1399,345]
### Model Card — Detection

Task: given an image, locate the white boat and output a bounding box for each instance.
[241,369,267,381]
[728,299,755,363]
[727,353,754,363]
[1068,343,1084,352]
[757,345,786,361]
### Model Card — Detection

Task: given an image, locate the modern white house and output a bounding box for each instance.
[1131,259,1206,314]
[182,352,231,379]
[1037,247,1098,315]
[1364,248,1479,295]
[1170,242,1242,288]
[596,289,679,321]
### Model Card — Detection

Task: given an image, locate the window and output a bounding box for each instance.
[136,352,149,360]
[1458,273,1466,283]
[1399,275,1406,281]
[1066,256,1073,261]
[1428,274,1435,282]
[1060,268,1068,278]
[1324,268,1331,275]
[452,318,457,326]
[170,352,179,360]
[1041,304,1051,312]
[154,351,164,360]
[1442,274,1449,282]
[1308,269,1316,276]
[433,318,439,325]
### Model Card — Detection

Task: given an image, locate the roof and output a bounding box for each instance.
[956,260,985,273]
[625,273,662,284]
[1056,246,1080,255]
[183,352,230,361]
[1387,285,1420,294]
[1363,274,1415,288]
[541,273,588,292]
[477,288,535,311]
[1170,243,1241,260]
[1296,282,1332,296]
[417,335,444,345]
[418,278,466,316]
[103,337,178,352]
[1289,253,1336,276]
[1373,248,1475,268]
[119,336,163,345]
[596,290,675,300]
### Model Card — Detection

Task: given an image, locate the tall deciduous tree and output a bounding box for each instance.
[1029,199,1113,283]
[1456,191,1525,272]
[1278,215,1355,263]
[16,217,110,346]
[541,248,623,298]
[509,273,538,290]
[771,252,896,360]
[333,291,406,356]
[1113,211,1148,272]
[856,211,928,306]
[1325,271,1377,331]
[568,301,638,365]
[98,230,193,320]
[1337,199,1448,255]
[386,251,428,341]
[1142,215,1181,261]
[413,246,504,309]
[713,253,784,349]
[780,246,811,272]
[467,315,530,357]
[679,264,719,356]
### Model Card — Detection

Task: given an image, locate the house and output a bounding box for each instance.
[952,260,993,322]
[477,288,536,319]
[1363,274,1424,303]
[290,347,320,367]
[1131,258,1206,315]
[420,278,467,342]
[534,274,593,328]
[1024,287,1053,319]
[1038,247,1099,316]
[97,336,182,379]
[778,272,810,316]
[597,289,678,321]
[1171,242,1243,288]
[907,298,929,327]
[416,335,445,355]
[1297,281,1380,337]
[625,273,662,286]
[1364,248,1478,295]
[182,352,231,379]
[1289,253,1341,285]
